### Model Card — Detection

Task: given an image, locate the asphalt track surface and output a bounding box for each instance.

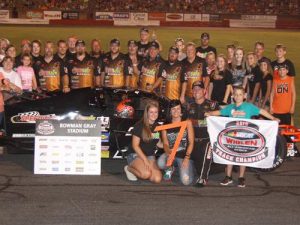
[0,153,300,225]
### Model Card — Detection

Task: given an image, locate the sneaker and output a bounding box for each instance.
[124,165,138,181]
[220,176,233,186]
[195,178,208,188]
[163,167,174,181]
[237,177,246,188]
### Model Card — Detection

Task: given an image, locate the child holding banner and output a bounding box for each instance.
[205,86,279,187]
[124,100,162,183]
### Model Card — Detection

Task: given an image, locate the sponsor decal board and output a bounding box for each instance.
[207,116,278,168]
[183,14,202,22]
[26,10,44,19]
[166,13,183,21]
[229,19,276,28]
[113,12,130,21]
[95,12,113,20]
[0,19,49,25]
[0,10,9,19]
[43,11,62,20]
[148,12,165,21]
[241,15,277,21]
[62,11,79,20]
[34,119,102,175]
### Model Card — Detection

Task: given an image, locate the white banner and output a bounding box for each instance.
[207,116,278,168]
[0,10,9,19]
[130,12,148,22]
[114,20,160,26]
[95,12,113,20]
[229,19,276,28]
[184,14,202,22]
[0,18,49,25]
[166,13,184,21]
[241,15,277,21]
[201,14,210,22]
[43,11,62,20]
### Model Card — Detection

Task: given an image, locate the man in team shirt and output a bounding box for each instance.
[161,46,185,101]
[181,42,208,102]
[54,40,68,64]
[271,44,296,79]
[35,41,68,92]
[67,40,100,90]
[124,40,143,90]
[90,39,103,60]
[100,39,128,88]
[136,41,165,93]
[137,27,150,58]
[254,41,270,64]
[196,33,217,59]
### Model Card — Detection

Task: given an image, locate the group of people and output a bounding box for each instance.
[0,28,297,187]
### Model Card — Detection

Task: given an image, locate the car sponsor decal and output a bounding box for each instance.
[11,111,57,123]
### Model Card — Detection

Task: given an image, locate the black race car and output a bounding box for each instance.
[1,88,169,159]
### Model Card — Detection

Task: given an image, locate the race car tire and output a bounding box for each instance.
[250,134,287,172]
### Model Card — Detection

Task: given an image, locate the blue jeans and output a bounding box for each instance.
[127,153,156,165]
[157,153,194,185]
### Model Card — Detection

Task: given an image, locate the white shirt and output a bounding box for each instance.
[0,67,22,88]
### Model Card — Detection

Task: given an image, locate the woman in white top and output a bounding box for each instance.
[0,56,22,92]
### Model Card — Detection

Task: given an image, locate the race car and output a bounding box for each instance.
[1,88,169,159]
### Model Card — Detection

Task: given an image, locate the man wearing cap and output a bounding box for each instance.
[66,40,100,90]
[124,40,143,89]
[100,39,128,88]
[196,32,217,59]
[136,41,165,93]
[188,80,219,187]
[35,41,68,92]
[161,46,185,100]
[15,39,32,67]
[181,42,208,102]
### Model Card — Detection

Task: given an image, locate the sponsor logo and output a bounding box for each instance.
[11,111,57,124]
[39,152,47,156]
[76,161,84,165]
[52,167,59,171]
[166,13,183,20]
[101,132,110,142]
[39,145,48,149]
[36,121,55,135]
[65,168,71,172]
[51,160,60,164]
[76,152,84,157]
[39,167,47,171]
[52,152,59,156]
[90,145,96,150]
[75,167,84,172]
[39,160,47,164]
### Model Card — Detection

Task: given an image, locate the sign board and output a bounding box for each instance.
[184,14,202,21]
[44,11,62,20]
[26,10,44,19]
[34,120,102,175]
[207,116,278,168]
[95,12,113,20]
[166,13,184,21]
[62,11,79,20]
[0,10,9,19]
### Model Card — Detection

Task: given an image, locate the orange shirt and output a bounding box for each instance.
[272,76,294,114]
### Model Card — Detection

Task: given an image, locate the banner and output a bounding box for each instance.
[131,12,148,22]
[95,12,113,20]
[148,12,165,21]
[113,12,130,21]
[0,19,49,25]
[34,120,102,175]
[62,11,79,20]
[43,11,62,20]
[201,14,210,22]
[0,10,9,19]
[184,14,202,22]
[26,10,44,19]
[207,116,278,168]
[241,15,277,21]
[229,19,276,28]
[166,13,183,21]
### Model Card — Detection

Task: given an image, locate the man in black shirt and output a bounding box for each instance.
[196,32,217,59]
[137,27,150,58]
[254,41,271,64]
[188,81,219,187]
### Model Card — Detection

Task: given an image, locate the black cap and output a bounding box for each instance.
[148,41,159,49]
[201,32,210,40]
[169,46,179,54]
[192,81,205,89]
[110,38,120,46]
[140,27,149,33]
[75,40,85,47]
[127,40,138,46]
[279,64,289,70]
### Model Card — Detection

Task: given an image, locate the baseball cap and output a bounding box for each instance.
[75,40,85,47]
[169,46,179,54]
[110,38,120,46]
[140,27,149,33]
[148,41,159,49]
[192,81,205,89]
[128,40,138,46]
[21,39,31,47]
[201,32,210,40]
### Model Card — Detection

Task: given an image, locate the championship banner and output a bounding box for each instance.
[43,11,62,20]
[34,119,102,175]
[0,10,9,19]
[207,116,278,168]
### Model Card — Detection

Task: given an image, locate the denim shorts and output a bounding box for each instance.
[127,153,155,165]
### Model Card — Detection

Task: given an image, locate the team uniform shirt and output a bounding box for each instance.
[246,65,263,99]
[271,76,294,114]
[66,50,76,62]
[220,102,260,119]
[139,57,165,92]
[0,67,22,89]
[261,73,273,98]
[161,60,184,100]
[127,121,160,156]
[36,57,66,91]
[16,66,35,91]
[124,53,143,89]
[166,127,188,158]
[188,99,219,139]
[182,57,208,98]
[231,65,246,87]
[196,46,217,59]
[137,41,150,58]
[210,69,233,104]
[67,55,100,89]
[271,59,296,79]
[101,52,128,88]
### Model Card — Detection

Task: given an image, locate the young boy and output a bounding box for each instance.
[270,65,296,125]
[205,86,279,187]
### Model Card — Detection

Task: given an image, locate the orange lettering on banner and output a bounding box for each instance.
[154,121,187,167]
